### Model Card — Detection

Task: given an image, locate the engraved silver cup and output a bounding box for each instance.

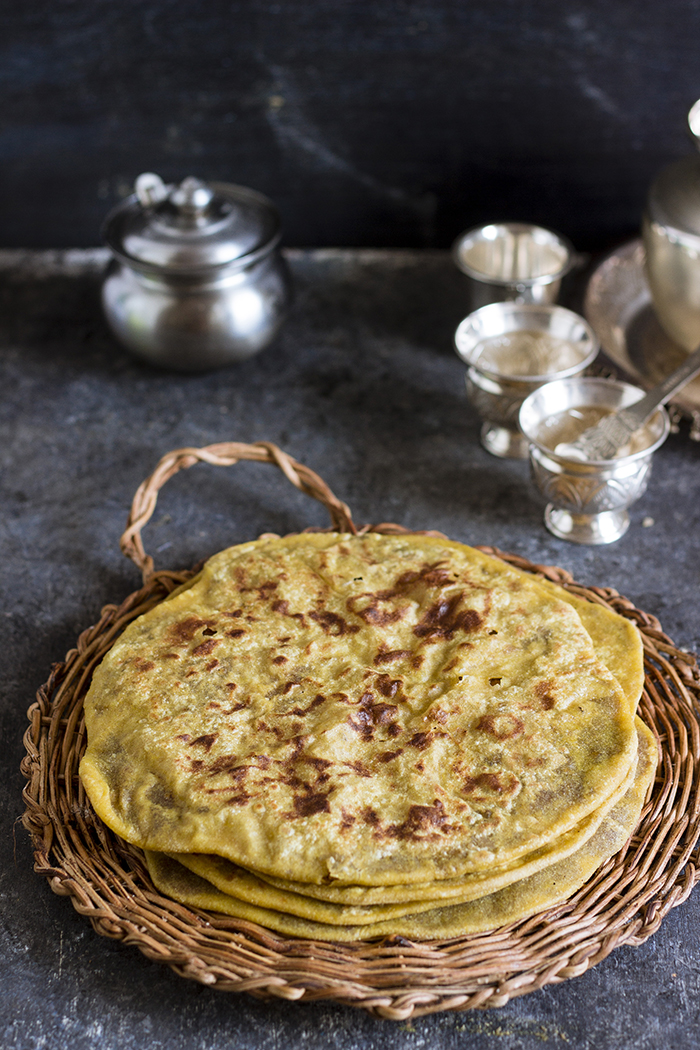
[519,377,670,544]
[455,302,598,459]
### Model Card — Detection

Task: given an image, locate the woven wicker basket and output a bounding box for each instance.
[21,442,700,1020]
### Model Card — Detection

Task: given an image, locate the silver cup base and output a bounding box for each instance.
[481,423,530,459]
[544,505,631,545]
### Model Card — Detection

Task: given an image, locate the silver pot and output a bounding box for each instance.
[102,173,292,371]
[643,99,700,352]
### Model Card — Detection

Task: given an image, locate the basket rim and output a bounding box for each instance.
[20,534,700,1021]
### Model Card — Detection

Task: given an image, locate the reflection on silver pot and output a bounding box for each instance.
[101,173,292,371]
[642,99,700,354]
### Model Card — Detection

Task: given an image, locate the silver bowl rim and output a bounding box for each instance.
[519,376,672,466]
[452,221,575,285]
[454,302,599,382]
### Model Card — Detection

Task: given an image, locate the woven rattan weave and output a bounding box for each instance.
[21,442,700,1020]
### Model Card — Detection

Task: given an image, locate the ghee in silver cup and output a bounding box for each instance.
[519,377,670,545]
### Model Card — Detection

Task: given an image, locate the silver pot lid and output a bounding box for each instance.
[103,173,282,274]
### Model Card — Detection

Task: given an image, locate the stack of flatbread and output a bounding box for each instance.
[80,533,656,941]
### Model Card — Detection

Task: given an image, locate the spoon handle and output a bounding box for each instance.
[620,344,700,429]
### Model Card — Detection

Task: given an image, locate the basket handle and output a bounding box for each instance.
[120,441,357,583]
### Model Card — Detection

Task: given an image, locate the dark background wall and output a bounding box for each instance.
[3,0,700,251]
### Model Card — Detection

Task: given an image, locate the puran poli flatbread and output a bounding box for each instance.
[172,570,645,911]
[145,720,656,940]
[80,532,637,886]
[165,566,646,713]
[528,575,645,715]
[162,755,637,922]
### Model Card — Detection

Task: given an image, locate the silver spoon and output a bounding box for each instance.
[554,344,700,461]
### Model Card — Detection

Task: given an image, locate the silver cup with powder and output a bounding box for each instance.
[454,302,598,459]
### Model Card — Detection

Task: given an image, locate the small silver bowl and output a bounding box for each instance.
[455,302,598,459]
[519,377,670,545]
[452,222,574,310]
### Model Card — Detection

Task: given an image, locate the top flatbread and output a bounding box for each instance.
[529,575,645,715]
[80,532,637,885]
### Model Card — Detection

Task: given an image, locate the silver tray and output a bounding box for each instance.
[584,239,700,438]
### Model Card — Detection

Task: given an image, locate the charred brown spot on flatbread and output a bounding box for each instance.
[413,596,482,642]
[534,680,557,710]
[475,713,525,741]
[168,617,213,644]
[377,748,403,763]
[375,674,403,697]
[308,610,360,636]
[284,693,327,717]
[290,790,332,818]
[132,657,155,672]
[385,800,454,841]
[189,733,218,751]
[407,731,436,750]
[347,691,400,741]
[462,772,520,799]
[271,599,307,625]
[373,645,423,668]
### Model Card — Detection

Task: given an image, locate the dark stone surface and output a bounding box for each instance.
[3,1,700,251]
[2,248,700,1048]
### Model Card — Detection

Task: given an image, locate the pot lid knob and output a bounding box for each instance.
[169,176,215,217]
[134,172,170,208]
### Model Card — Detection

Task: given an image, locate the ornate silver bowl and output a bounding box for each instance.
[455,302,598,459]
[519,377,670,545]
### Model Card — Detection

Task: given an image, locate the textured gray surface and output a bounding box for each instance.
[2,248,700,1048]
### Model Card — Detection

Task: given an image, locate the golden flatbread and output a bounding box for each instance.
[144,720,656,940]
[170,571,645,910]
[80,532,637,887]
[530,575,645,715]
[162,754,636,922]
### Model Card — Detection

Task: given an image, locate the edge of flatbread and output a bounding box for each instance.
[145,719,657,941]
